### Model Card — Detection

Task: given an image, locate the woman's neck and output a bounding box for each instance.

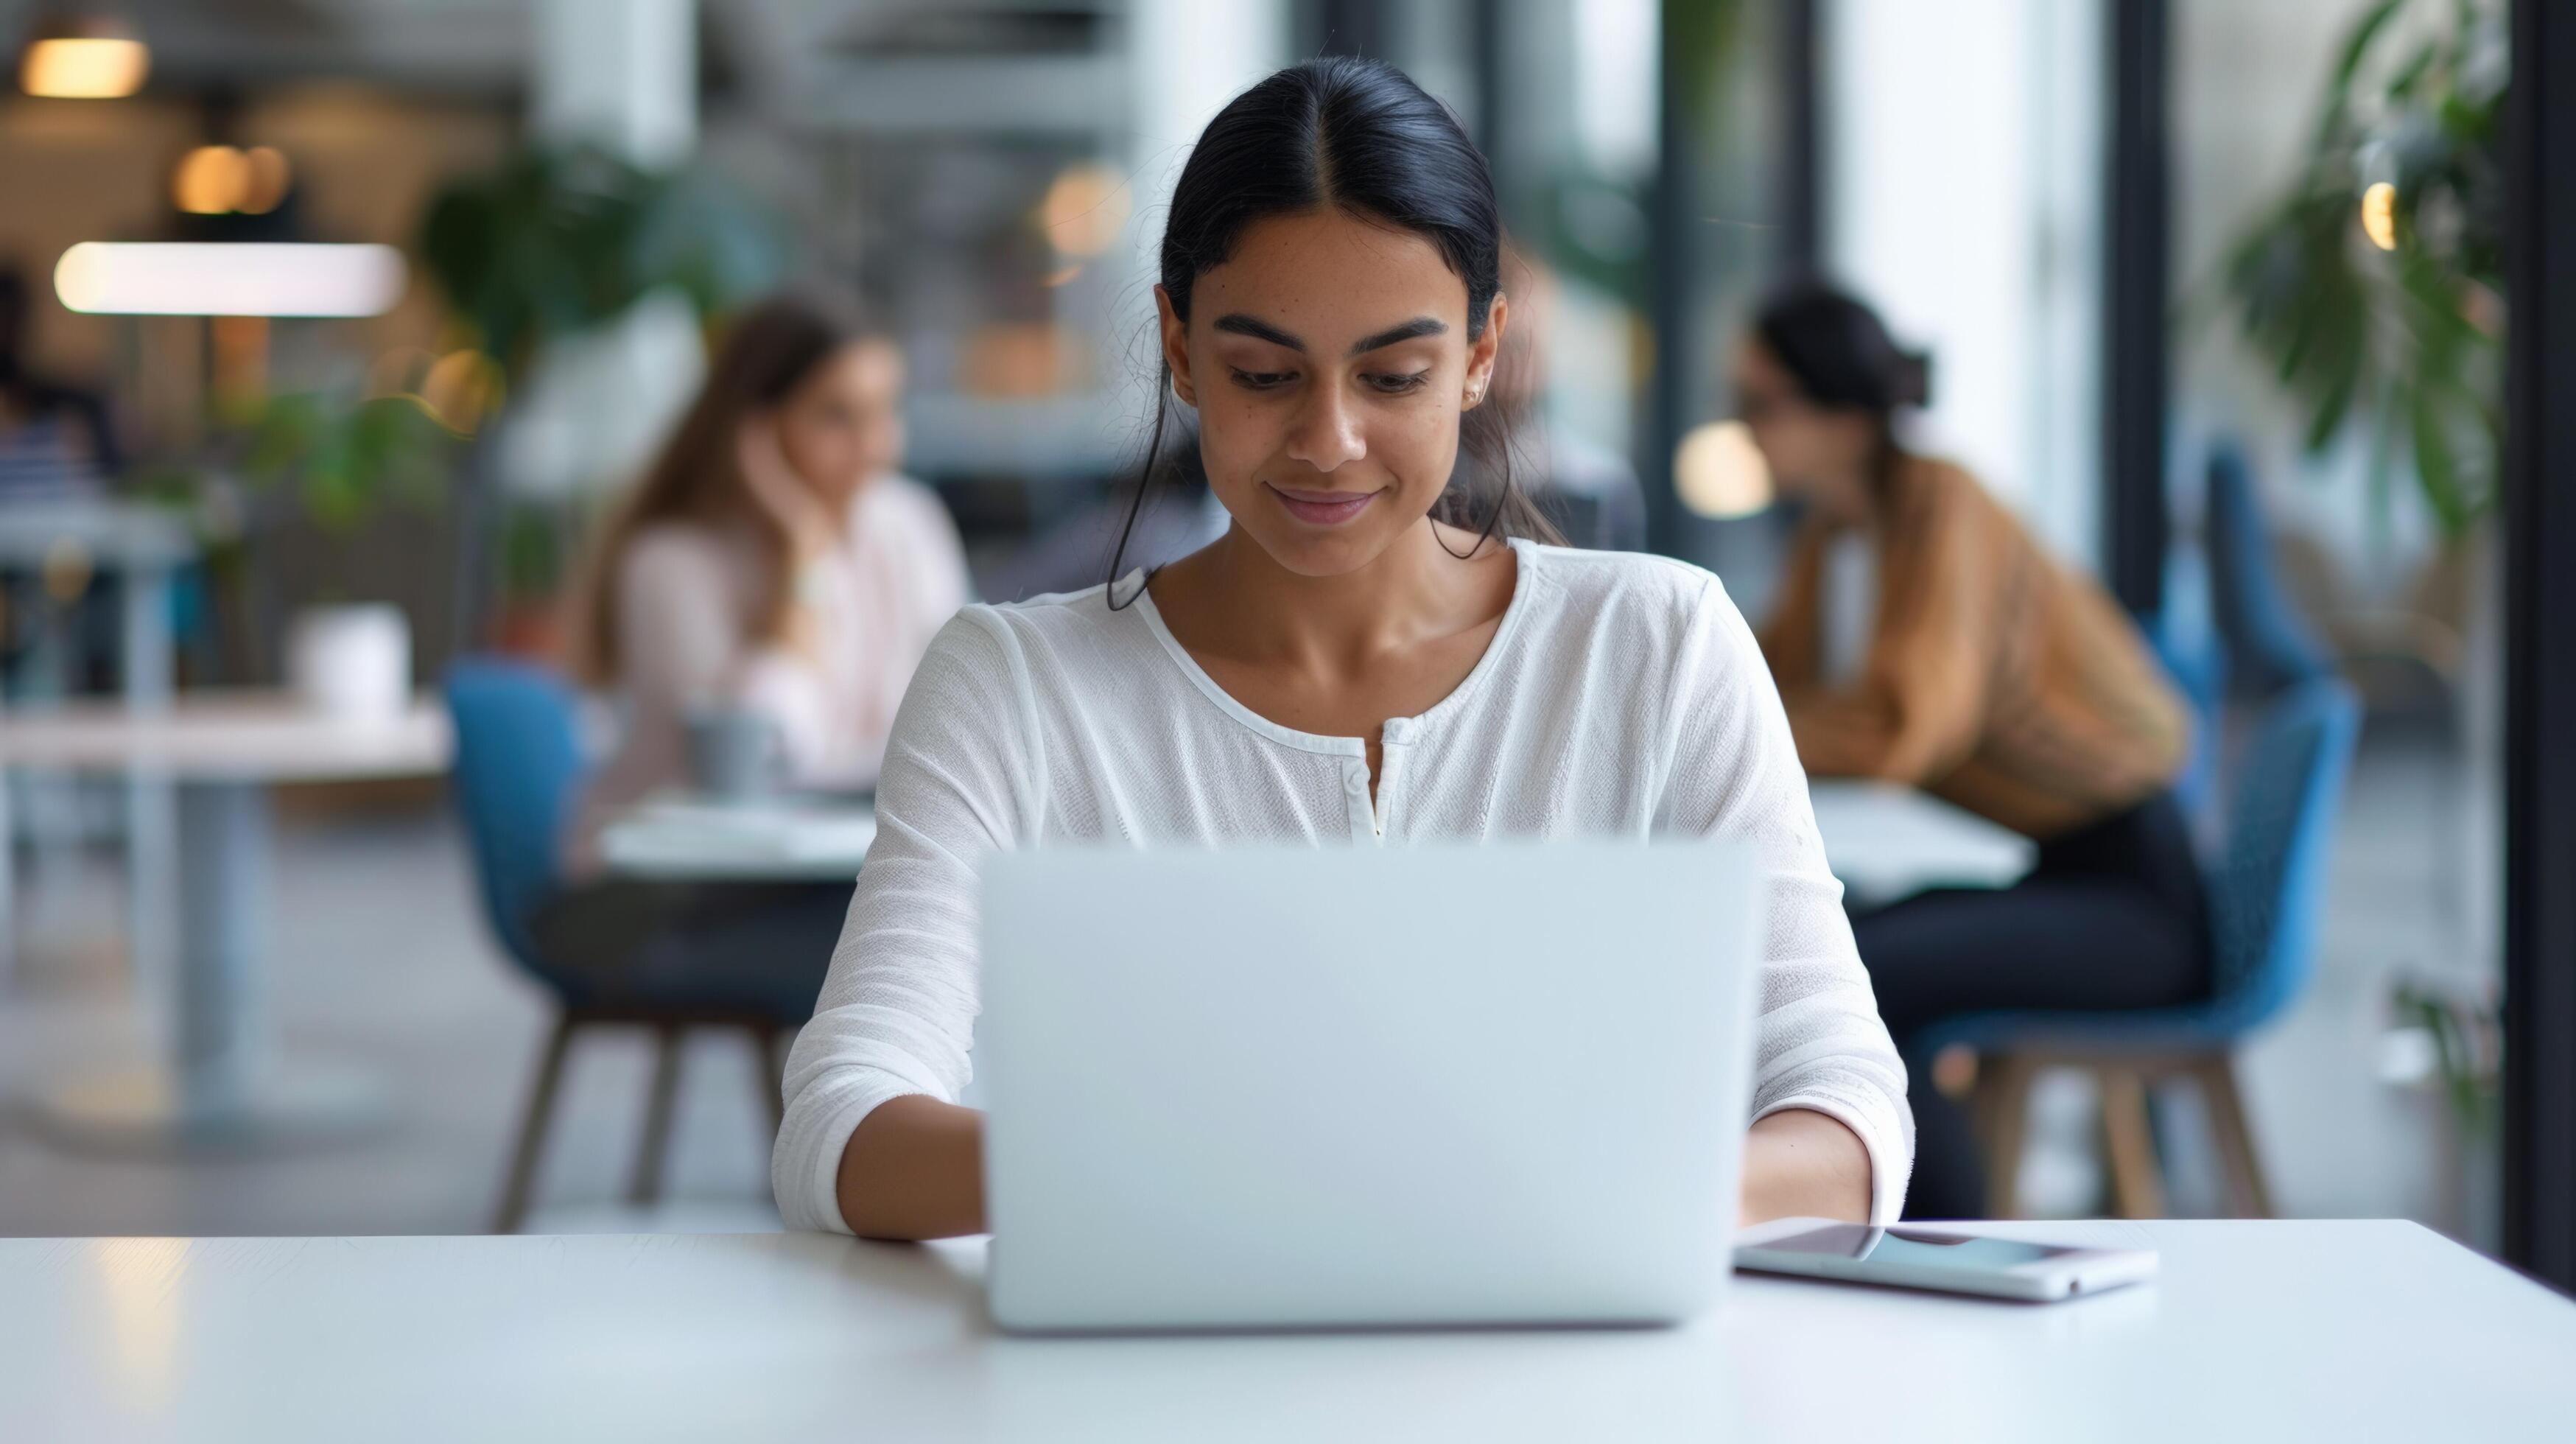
[1813,448,1908,530]
[1156,519,1513,675]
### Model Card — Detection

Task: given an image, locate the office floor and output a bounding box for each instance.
[0,724,2489,1243]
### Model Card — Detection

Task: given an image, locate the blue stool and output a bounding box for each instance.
[1920,678,2362,1218]
[446,659,802,1232]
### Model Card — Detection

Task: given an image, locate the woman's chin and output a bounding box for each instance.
[1235,519,1414,580]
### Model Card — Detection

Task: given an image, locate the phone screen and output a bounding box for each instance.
[1755,1224,2085,1273]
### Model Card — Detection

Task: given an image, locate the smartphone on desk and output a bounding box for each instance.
[1735,1217,2157,1302]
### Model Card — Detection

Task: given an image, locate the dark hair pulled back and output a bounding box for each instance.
[1108,55,1557,603]
[1752,278,1933,491]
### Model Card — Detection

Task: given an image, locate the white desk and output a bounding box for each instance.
[1808,778,2034,900]
[594,782,2026,898]
[598,796,878,881]
[0,693,452,1153]
[3,1221,2566,1442]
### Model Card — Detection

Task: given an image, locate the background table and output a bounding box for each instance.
[1807,778,2033,901]
[0,692,452,1152]
[0,500,200,993]
[3,1219,2567,1441]
[597,795,878,880]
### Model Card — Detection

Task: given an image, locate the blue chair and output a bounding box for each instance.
[1920,677,2362,1219]
[446,659,797,1232]
[2207,441,2336,696]
[2143,543,2229,824]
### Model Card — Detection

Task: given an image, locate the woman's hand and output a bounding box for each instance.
[737,415,844,564]
[737,416,843,660]
[1740,1108,1873,1227]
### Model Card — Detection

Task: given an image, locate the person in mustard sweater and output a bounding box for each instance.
[1741,280,2205,1220]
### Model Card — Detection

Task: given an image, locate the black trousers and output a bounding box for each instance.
[528,878,853,1023]
[1853,792,2213,1220]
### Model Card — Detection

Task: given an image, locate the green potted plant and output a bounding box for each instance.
[415,142,788,654]
[2213,0,2505,541]
[2214,0,2510,1244]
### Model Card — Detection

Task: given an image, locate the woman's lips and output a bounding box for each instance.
[1266,483,1378,527]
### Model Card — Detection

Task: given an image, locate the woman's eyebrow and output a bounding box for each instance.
[1209,314,1450,357]
[1348,318,1447,355]
[1212,313,1305,350]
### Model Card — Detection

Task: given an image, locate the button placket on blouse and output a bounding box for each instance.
[1341,757,1378,843]
[1370,718,1418,842]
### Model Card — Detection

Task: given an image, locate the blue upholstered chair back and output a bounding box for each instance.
[2144,555,2227,822]
[444,659,586,972]
[1917,676,2361,1056]
[2207,441,2336,694]
[2203,677,2362,1034]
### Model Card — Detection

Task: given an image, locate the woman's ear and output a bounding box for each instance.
[1462,292,1509,410]
[1154,284,1197,407]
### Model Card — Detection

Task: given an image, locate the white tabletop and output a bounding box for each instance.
[0,693,451,782]
[1807,778,2034,898]
[0,499,197,566]
[4,1220,2566,1442]
[598,796,877,880]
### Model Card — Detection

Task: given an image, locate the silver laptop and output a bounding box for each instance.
[977,839,1761,1332]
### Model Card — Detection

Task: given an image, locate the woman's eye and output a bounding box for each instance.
[1366,371,1431,396]
[1230,369,1294,391]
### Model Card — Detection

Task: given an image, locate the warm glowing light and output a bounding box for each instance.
[1037,164,1131,259]
[173,145,249,214]
[239,146,291,213]
[54,242,407,318]
[171,145,293,215]
[19,37,149,98]
[91,1238,188,1413]
[418,348,504,433]
[1674,420,1775,519]
[2360,181,2398,251]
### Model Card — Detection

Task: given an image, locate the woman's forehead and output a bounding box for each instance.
[1193,208,1470,343]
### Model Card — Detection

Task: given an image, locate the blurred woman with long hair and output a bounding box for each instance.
[537,294,967,1003]
[565,293,968,869]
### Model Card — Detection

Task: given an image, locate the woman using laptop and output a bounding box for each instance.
[775,57,1912,1239]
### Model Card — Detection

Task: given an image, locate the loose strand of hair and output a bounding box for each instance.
[1103,368,1174,611]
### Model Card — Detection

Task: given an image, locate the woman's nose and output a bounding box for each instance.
[1283,381,1366,473]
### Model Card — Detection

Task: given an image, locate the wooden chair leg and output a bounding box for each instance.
[2097,1068,2169,1219]
[1973,1054,2038,1220]
[628,1025,685,1206]
[2194,1054,2275,1218]
[493,1013,578,1234]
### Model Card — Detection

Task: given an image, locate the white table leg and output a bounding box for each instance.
[29,778,389,1154]
[119,562,177,1000]
[0,763,15,995]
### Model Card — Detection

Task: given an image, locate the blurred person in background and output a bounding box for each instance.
[0,264,120,500]
[538,294,968,986]
[776,57,1911,1243]
[1742,279,2202,1221]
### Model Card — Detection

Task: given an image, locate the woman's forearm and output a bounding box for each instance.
[1740,1107,1874,1225]
[835,1095,987,1239]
